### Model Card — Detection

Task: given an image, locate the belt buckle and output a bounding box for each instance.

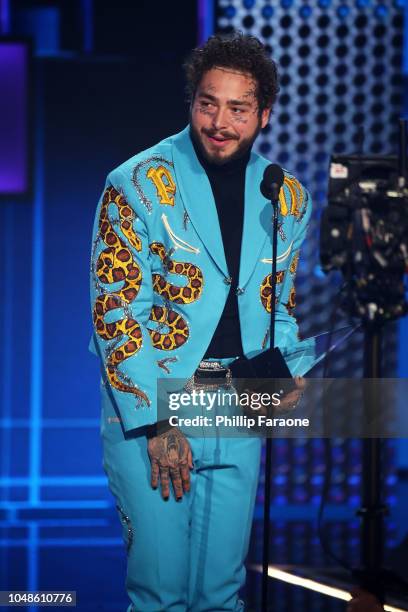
[184,361,233,392]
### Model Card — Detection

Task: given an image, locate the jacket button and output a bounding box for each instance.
[224,277,232,285]
[236,287,245,295]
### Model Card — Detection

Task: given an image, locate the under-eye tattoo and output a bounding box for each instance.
[232,114,248,125]
[198,102,214,117]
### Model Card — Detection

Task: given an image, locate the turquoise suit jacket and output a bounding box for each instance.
[89,126,311,433]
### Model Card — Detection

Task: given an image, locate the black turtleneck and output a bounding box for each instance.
[191,132,251,358]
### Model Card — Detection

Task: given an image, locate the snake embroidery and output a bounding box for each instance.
[260,250,299,316]
[92,186,149,406]
[148,242,204,350]
[260,271,285,314]
[93,188,205,400]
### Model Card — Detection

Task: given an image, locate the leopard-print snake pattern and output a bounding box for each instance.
[260,251,299,316]
[93,187,204,405]
[93,186,149,405]
[148,241,203,350]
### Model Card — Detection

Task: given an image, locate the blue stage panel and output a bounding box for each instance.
[41,427,103,476]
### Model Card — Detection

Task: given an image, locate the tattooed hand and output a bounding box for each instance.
[243,376,307,417]
[147,427,194,501]
[275,376,307,413]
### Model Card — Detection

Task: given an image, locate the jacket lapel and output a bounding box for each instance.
[238,152,270,289]
[172,127,228,277]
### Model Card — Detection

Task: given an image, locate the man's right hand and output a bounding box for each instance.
[147,427,194,501]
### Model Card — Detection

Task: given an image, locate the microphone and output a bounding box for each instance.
[260,163,284,202]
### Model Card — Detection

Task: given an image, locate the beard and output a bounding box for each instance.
[189,116,262,166]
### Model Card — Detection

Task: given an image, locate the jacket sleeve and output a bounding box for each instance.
[90,167,162,433]
[274,187,312,348]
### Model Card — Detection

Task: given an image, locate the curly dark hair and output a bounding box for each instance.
[183,32,279,113]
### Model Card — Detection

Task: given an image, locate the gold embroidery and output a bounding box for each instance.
[279,175,304,217]
[147,165,176,206]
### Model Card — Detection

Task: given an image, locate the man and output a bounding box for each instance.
[90,33,311,611]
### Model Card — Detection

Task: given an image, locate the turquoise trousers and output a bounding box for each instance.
[102,388,262,612]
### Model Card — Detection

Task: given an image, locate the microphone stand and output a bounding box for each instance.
[261,184,280,612]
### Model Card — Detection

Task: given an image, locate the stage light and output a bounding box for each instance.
[337,5,350,19]
[375,4,388,20]
[225,5,236,18]
[261,5,274,19]
[250,566,408,612]
[299,5,312,19]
